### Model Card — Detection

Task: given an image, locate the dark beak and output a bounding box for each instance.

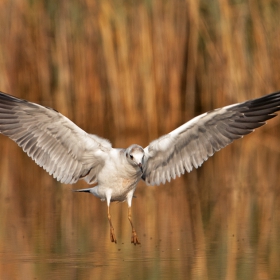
[138,163,143,173]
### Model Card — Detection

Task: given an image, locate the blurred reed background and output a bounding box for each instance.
[0,0,280,279]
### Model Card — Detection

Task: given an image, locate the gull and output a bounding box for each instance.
[0,91,280,245]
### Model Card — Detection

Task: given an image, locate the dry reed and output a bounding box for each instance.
[0,0,280,279]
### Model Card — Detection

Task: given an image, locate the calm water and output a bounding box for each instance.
[0,175,280,280]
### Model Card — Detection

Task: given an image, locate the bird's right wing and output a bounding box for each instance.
[0,92,111,184]
[142,91,280,186]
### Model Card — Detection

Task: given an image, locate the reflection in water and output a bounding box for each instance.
[0,149,280,279]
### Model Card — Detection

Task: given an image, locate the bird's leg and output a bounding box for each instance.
[128,206,140,245]
[107,206,117,243]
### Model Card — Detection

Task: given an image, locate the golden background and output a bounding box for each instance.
[0,0,280,279]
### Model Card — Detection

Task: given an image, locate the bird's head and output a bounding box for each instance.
[125,144,144,173]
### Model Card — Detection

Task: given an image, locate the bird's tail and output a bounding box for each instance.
[73,186,100,198]
[73,188,92,193]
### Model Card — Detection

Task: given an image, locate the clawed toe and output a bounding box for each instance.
[110,228,117,243]
[131,230,140,245]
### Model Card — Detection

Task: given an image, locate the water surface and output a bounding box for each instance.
[1,170,280,280]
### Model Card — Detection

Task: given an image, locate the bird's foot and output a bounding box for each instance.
[110,227,117,243]
[131,229,141,245]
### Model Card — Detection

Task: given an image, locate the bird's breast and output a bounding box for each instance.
[96,161,142,202]
[109,175,140,201]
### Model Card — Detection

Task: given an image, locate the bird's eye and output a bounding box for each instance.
[130,155,133,160]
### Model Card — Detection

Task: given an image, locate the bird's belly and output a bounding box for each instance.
[98,175,140,202]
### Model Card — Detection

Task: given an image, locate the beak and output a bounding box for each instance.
[138,163,143,173]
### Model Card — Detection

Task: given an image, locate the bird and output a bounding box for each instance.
[0,90,280,245]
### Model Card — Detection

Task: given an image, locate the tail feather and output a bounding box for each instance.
[73,188,92,193]
[73,186,100,199]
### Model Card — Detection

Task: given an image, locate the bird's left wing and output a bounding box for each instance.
[0,92,112,185]
[142,91,280,186]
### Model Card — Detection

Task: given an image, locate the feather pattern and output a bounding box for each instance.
[0,92,111,184]
[142,92,280,185]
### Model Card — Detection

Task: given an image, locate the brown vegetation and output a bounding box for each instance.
[0,0,280,279]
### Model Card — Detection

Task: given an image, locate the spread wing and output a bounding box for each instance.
[142,91,280,186]
[0,92,112,184]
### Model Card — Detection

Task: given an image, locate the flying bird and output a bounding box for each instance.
[0,91,280,245]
